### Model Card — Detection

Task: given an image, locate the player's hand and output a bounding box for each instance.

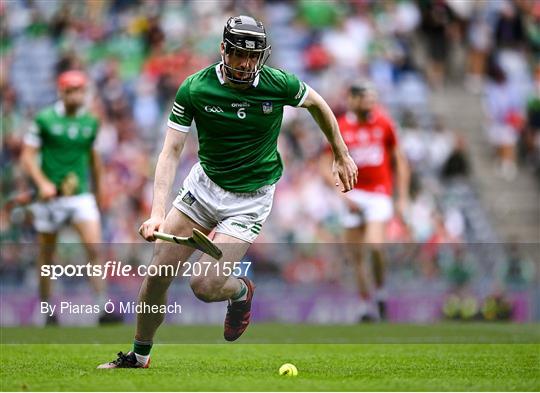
[38,180,57,200]
[395,197,409,223]
[138,216,164,242]
[333,153,358,193]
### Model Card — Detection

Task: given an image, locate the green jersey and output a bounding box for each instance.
[25,102,99,195]
[168,62,309,193]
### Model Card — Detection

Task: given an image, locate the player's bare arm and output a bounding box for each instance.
[20,144,57,200]
[393,145,410,220]
[90,148,105,209]
[301,88,358,192]
[139,127,188,241]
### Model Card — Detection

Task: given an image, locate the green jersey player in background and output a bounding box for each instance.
[21,71,118,325]
[98,15,357,369]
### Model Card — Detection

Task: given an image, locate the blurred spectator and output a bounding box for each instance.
[441,136,470,180]
[401,111,429,171]
[498,243,536,289]
[481,292,512,321]
[494,1,525,50]
[419,0,458,88]
[465,4,493,94]
[483,60,523,180]
[427,116,457,174]
[524,1,540,56]
[523,64,540,183]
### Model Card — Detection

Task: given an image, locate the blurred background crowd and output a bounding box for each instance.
[1,0,538,322]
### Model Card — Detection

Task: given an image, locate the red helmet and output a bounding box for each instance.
[57,70,88,91]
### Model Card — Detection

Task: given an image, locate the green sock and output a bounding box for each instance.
[133,339,152,356]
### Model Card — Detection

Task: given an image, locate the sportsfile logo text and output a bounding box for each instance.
[40,260,252,280]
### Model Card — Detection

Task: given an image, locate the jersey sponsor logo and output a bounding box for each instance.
[82,126,93,138]
[358,130,369,142]
[52,124,63,135]
[181,191,197,206]
[262,101,273,114]
[67,125,79,139]
[351,145,384,167]
[204,105,224,113]
[231,102,250,108]
[343,131,356,144]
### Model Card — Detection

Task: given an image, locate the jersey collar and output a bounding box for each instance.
[215,62,260,88]
[54,101,87,117]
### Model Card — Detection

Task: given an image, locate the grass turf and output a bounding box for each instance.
[1,324,539,391]
[2,323,539,344]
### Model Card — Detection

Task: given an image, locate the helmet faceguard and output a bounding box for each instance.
[222,15,271,85]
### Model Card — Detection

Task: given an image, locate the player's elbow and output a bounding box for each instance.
[158,146,182,165]
[171,142,185,158]
[161,140,186,162]
[161,127,187,160]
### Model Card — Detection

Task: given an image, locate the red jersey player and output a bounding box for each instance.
[323,81,410,321]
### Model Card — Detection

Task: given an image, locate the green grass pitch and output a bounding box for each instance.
[1,324,539,391]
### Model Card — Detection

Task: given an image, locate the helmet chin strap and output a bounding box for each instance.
[221,54,258,85]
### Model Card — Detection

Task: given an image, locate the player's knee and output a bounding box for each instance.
[144,270,175,291]
[190,277,222,303]
[191,283,213,303]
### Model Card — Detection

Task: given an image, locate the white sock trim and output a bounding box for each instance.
[374,287,388,302]
[134,353,150,366]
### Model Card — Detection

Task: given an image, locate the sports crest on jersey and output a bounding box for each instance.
[182,191,197,206]
[262,101,273,114]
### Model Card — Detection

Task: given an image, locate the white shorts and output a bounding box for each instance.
[173,163,275,243]
[488,124,518,146]
[31,193,100,233]
[342,189,393,228]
